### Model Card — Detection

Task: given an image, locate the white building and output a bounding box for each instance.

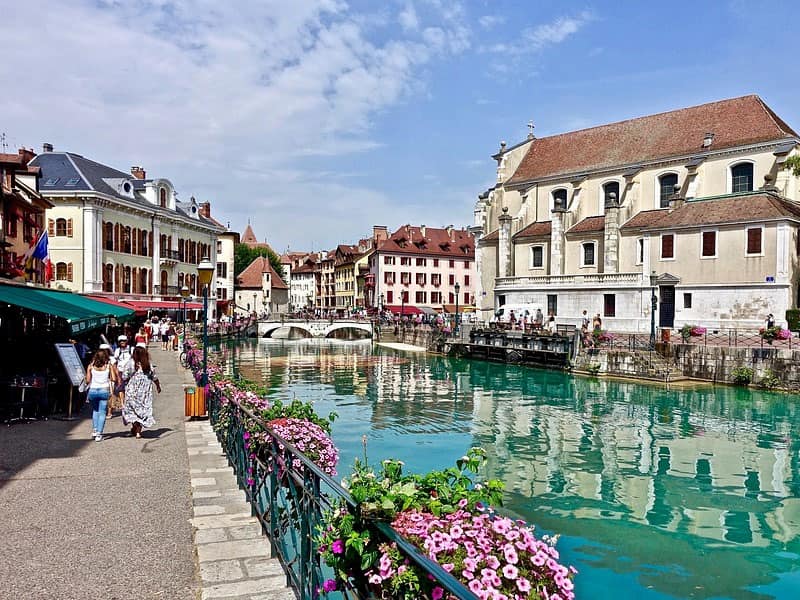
[31,145,225,317]
[215,229,239,316]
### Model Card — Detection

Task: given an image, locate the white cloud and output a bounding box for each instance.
[478,15,506,29]
[399,2,420,31]
[522,11,594,50]
[0,0,471,249]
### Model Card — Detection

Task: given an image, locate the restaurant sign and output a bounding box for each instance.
[70,316,110,334]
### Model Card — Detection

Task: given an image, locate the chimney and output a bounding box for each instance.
[702,132,715,148]
[420,224,426,238]
[198,201,211,218]
[761,174,779,193]
[499,140,507,153]
[130,166,146,180]
[42,142,53,153]
[373,225,388,244]
[18,147,36,165]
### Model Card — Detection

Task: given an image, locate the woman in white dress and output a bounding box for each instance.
[122,347,161,438]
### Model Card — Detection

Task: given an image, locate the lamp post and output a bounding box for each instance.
[197,257,215,387]
[401,291,406,329]
[454,281,461,336]
[649,271,658,349]
[180,285,190,348]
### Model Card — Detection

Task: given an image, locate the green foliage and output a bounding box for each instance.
[257,397,336,433]
[758,368,781,389]
[784,154,800,177]
[786,309,800,332]
[730,366,753,386]
[234,242,286,282]
[317,448,506,598]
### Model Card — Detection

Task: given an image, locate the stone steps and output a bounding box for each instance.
[186,420,295,600]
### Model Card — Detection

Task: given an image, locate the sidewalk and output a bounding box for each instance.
[0,345,197,599]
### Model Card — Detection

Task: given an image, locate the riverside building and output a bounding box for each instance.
[30,145,226,318]
[473,95,800,331]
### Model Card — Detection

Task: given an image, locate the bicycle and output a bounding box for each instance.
[179,342,190,368]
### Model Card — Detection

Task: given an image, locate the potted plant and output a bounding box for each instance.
[679,324,705,342]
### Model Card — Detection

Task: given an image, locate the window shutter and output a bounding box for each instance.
[747,228,761,254]
[67,263,73,282]
[702,232,716,257]
[67,218,73,237]
[48,219,55,236]
[662,234,674,259]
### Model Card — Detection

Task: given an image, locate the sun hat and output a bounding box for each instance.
[118,334,128,341]
[99,343,112,350]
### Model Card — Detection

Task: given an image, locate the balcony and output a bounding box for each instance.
[154,284,180,296]
[496,272,645,289]
[160,249,181,264]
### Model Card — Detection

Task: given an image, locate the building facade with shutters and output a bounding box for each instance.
[369,224,476,315]
[473,95,800,331]
[30,146,225,315]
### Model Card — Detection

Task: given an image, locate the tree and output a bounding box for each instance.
[785,155,800,177]
[234,243,286,282]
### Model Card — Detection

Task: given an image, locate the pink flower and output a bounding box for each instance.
[322,579,337,592]
[502,564,518,580]
[331,539,344,554]
[432,587,444,600]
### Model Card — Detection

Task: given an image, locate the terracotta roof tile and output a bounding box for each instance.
[513,221,552,240]
[620,192,800,230]
[567,216,605,234]
[480,229,499,243]
[509,95,797,185]
[236,256,288,289]
[377,225,474,258]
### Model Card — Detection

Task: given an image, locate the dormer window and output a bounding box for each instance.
[122,182,132,194]
[552,188,568,211]
[730,162,754,193]
[658,173,678,208]
[160,188,167,207]
[603,181,620,210]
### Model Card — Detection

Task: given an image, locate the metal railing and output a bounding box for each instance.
[153,284,180,296]
[496,271,643,288]
[206,389,478,600]
[590,328,794,351]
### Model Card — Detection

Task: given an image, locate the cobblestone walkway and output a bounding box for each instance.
[186,418,294,600]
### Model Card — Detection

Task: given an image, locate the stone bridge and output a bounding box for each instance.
[257,319,373,339]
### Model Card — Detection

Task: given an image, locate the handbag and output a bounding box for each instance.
[78,378,88,393]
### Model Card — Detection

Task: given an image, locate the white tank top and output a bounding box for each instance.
[89,366,110,389]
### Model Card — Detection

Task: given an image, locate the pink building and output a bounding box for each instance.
[369,224,476,316]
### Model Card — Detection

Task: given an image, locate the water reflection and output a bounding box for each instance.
[224,339,800,599]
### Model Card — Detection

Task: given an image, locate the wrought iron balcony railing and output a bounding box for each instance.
[207,389,478,600]
[153,284,180,296]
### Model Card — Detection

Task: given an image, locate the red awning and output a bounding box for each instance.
[124,300,203,312]
[88,294,148,316]
[383,304,423,316]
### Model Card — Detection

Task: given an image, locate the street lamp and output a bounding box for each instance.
[649,271,658,349]
[454,281,461,336]
[197,257,215,387]
[180,285,190,348]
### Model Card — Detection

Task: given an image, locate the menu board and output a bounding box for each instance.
[55,343,85,387]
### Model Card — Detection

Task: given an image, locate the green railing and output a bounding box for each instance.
[206,388,479,600]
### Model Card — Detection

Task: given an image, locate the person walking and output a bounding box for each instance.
[122,346,161,439]
[85,350,116,441]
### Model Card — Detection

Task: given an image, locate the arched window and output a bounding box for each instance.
[731,162,753,193]
[56,262,68,280]
[140,268,149,294]
[104,264,114,292]
[160,187,167,207]
[55,218,68,236]
[659,173,679,208]
[123,226,132,253]
[552,188,568,211]
[123,266,131,293]
[603,181,620,209]
[160,270,168,294]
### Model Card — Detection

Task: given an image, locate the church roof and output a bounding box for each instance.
[508,95,797,185]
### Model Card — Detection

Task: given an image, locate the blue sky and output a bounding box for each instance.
[2,1,799,252]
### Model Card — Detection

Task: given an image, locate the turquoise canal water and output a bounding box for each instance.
[222,339,800,600]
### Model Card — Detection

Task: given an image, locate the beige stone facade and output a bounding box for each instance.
[474,96,800,331]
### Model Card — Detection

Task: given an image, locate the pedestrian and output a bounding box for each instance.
[581,310,590,329]
[534,308,544,330]
[134,326,147,345]
[99,343,121,418]
[85,349,117,441]
[766,313,775,329]
[545,314,557,335]
[168,321,178,350]
[113,335,134,415]
[593,313,603,331]
[122,346,161,439]
[159,319,170,350]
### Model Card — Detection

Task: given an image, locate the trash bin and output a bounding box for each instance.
[184,385,206,418]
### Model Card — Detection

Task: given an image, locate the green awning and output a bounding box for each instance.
[0,283,134,334]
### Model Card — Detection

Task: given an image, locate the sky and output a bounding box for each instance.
[3,0,800,253]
